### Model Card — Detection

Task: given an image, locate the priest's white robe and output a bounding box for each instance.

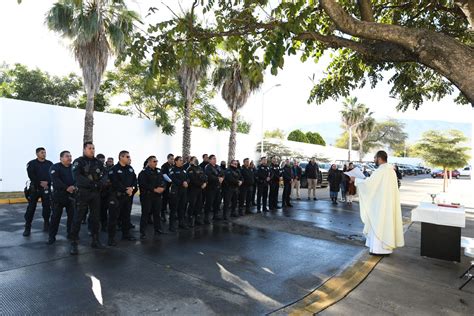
[355,163,404,254]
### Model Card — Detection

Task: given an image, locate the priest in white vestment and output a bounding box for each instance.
[351,151,404,255]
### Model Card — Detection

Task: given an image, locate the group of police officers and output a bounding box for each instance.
[23,142,301,255]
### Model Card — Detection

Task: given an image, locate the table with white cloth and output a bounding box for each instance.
[411,202,466,262]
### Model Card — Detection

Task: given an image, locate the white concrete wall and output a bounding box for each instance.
[0,98,258,192]
[0,97,375,192]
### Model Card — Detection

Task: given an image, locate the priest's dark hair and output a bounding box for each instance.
[375,150,388,162]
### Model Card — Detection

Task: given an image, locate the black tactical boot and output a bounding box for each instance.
[23,226,31,237]
[91,235,105,249]
[70,242,79,255]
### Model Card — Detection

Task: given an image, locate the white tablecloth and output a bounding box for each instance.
[411,202,465,228]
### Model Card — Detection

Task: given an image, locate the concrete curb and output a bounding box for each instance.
[270,252,382,315]
[0,197,28,204]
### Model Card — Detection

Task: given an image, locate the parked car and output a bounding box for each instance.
[431,169,461,179]
[459,166,471,178]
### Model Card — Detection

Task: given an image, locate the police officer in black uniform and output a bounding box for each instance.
[160,154,174,222]
[70,142,107,255]
[47,150,75,244]
[223,159,242,219]
[107,150,137,245]
[168,156,189,231]
[186,156,207,227]
[256,157,270,213]
[99,155,114,232]
[23,147,53,236]
[268,156,281,211]
[239,158,255,215]
[138,155,165,240]
[281,159,293,208]
[204,155,224,223]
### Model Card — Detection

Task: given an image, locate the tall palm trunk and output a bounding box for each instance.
[182,98,192,157]
[83,91,95,143]
[357,138,364,162]
[227,108,238,164]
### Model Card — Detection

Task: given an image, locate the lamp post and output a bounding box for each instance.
[260,84,282,157]
[348,121,363,162]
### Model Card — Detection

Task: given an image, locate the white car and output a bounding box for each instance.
[459,166,471,178]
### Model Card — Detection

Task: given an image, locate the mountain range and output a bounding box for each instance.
[296,119,472,146]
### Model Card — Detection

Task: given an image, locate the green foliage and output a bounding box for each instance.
[414,130,470,170]
[0,63,111,111]
[287,129,309,143]
[0,63,82,107]
[135,0,472,109]
[256,140,300,160]
[264,129,286,139]
[306,131,326,146]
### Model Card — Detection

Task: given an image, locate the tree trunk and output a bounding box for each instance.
[358,138,364,162]
[83,91,95,143]
[320,0,474,105]
[443,168,447,193]
[227,108,238,164]
[182,98,192,157]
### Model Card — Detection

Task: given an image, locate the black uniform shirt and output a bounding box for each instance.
[27,159,53,187]
[109,163,137,193]
[224,166,241,188]
[72,156,106,190]
[240,166,255,186]
[205,164,223,188]
[270,163,281,183]
[169,166,188,187]
[281,165,293,182]
[256,165,271,184]
[187,165,207,188]
[138,167,164,195]
[50,162,74,193]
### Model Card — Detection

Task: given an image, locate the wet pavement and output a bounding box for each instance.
[0,197,375,315]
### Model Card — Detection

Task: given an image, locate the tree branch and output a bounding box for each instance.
[455,0,474,31]
[357,0,374,22]
[295,32,417,62]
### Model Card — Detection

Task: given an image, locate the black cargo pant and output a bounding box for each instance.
[140,193,162,235]
[161,184,171,218]
[100,191,109,229]
[108,193,133,240]
[282,180,291,206]
[238,185,252,213]
[70,189,100,241]
[257,183,268,211]
[223,187,238,218]
[169,185,187,228]
[204,186,221,220]
[24,187,51,227]
[187,187,203,224]
[269,182,279,209]
[49,193,74,239]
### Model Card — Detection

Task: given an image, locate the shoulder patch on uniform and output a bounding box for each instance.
[109,170,113,174]
[96,168,101,173]
[129,168,133,173]
[50,169,55,174]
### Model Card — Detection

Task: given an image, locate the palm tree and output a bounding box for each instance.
[213,58,263,163]
[46,0,139,142]
[177,58,210,157]
[354,111,375,161]
[340,97,368,161]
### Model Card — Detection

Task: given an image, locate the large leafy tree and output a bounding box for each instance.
[143,0,473,108]
[213,57,263,162]
[414,130,470,191]
[46,0,140,142]
[287,129,309,143]
[0,63,110,111]
[306,131,326,146]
